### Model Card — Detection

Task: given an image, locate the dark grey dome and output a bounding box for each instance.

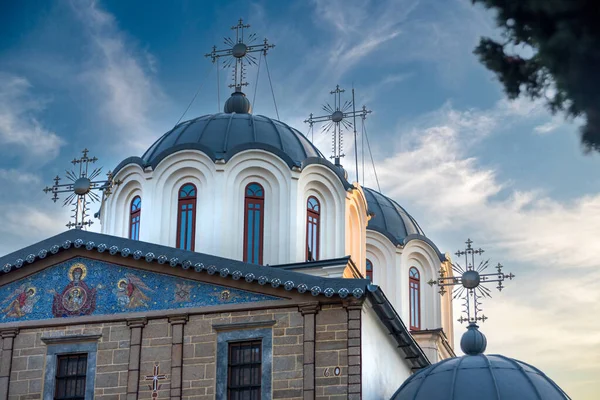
[140,113,325,169]
[391,353,570,400]
[363,187,425,245]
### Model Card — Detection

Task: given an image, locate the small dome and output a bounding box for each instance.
[363,187,425,245]
[391,353,570,400]
[140,113,325,169]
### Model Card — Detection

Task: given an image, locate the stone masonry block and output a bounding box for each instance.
[143,322,169,339]
[27,355,44,370]
[109,326,130,342]
[317,309,347,325]
[273,355,296,372]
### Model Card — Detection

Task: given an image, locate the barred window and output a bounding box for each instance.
[227,340,262,400]
[54,354,87,400]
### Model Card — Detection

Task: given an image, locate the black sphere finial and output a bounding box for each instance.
[460,322,487,355]
[224,87,251,114]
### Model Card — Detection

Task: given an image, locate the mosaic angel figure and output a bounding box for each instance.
[1,285,39,318]
[114,273,153,308]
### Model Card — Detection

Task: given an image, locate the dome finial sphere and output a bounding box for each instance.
[460,322,487,355]
[461,270,481,289]
[224,89,252,114]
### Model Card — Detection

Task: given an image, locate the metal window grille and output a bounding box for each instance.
[54,354,87,400]
[227,340,262,400]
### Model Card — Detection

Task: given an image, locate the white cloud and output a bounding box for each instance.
[71,1,166,152]
[312,0,420,78]
[0,169,41,185]
[0,203,68,256]
[534,117,563,134]
[0,73,64,159]
[377,101,600,267]
[372,99,600,398]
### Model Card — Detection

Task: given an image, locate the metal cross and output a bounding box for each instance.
[304,85,371,166]
[428,239,515,324]
[205,18,275,90]
[145,363,167,398]
[43,148,121,230]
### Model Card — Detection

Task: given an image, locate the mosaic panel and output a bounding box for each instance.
[0,257,281,322]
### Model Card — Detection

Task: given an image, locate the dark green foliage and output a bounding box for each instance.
[473,0,600,152]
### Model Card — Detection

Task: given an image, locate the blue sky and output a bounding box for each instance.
[1,1,598,397]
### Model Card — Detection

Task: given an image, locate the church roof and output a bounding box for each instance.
[363,187,446,261]
[391,353,571,400]
[112,113,354,185]
[0,229,430,370]
[0,230,365,299]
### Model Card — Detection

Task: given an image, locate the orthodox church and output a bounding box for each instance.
[0,19,570,400]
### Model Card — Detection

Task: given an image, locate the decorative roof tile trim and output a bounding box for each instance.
[0,230,370,300]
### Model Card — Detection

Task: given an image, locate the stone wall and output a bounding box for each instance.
[6,322,130,400]
[315,304,350,400]
[1,301,361,400]
[181,307,304,400]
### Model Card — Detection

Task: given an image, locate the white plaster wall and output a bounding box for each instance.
[365,231,445,334]
[366,230,398,308]
[101,149,350,265]
[362,300,412,400]
[346,186,369,274]
[224,150,291,265]
[399,240,442,330]
[296,164,346,262]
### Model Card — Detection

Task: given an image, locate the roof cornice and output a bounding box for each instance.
[0,230,369,300]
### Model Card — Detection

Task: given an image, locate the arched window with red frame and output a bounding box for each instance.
[129,196,141,240]
[409,267,421,330]
[366,259,373,281]
[306,196,320,261]
[176,183,197,251]
[243,183,264,264]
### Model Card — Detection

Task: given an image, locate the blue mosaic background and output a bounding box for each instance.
[0,257,281,323]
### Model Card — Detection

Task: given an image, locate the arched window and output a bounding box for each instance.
[129,196,141,240]
[176,183,197,251]
[409,267,421,330]
[366,259,373,281]
[243,183,264,264]
[306,196,320,261]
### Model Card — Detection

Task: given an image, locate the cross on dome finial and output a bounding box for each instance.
[305,85,371,166]
[428,238,515,325]
[205,18,275,93]
[43,149,121,229]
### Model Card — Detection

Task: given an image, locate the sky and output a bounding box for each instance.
[1,0,599,397]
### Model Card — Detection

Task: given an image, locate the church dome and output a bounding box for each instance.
[363,187,425,245]
[390,353,570,400]
[140,113,325,170]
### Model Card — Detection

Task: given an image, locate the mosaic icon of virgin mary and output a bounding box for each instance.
[51,263,97,317]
